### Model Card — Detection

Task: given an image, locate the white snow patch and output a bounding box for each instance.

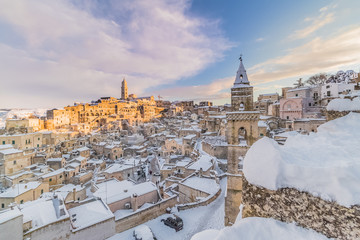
[191,217,330,240]
[326,97,360,111]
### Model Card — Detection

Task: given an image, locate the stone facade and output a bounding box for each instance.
[242,178,360,239]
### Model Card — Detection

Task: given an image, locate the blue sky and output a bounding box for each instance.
[0,0,359,108]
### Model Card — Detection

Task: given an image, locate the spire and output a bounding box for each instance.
[233,54,249,86]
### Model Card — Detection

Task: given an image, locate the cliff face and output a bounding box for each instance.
[242,178,360,240]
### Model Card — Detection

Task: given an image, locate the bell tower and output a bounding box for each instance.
[231,56,253,111]
[121,78,128,100]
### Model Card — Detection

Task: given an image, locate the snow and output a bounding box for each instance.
[181,176,219,195]
[0,148,22,155]
[40,168,65,178]
[0,108,47,129]
[191,217,330,240]
[103,163,134,174]
[93,179,135,202]
[102,182,158,204]
[0,207,22,224]
[20,195,68,230]
[326,97,360,111]
[108,178,227,240]
[133,225,154,240]
[0,182,41,198]
[0,144,13,150]
[257,120,267,128]
[187,154,213,172]
[244,112,360,207]
[68,199,114,232]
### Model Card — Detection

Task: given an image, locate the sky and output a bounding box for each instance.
[0,0,359,108]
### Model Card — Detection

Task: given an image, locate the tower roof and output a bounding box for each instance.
[233,55,250,86]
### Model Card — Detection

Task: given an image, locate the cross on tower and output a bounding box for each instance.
[239,54,243,61]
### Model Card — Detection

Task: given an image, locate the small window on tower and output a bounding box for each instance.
[240,74,243,79]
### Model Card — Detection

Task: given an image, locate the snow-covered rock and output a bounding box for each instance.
[243,112,360,207]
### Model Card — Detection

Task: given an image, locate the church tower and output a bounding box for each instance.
[231,56,253,111]
[121,78,128,100]
[225,55,259,226]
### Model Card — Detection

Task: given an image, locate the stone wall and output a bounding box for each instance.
[326,110,360,121]
[201,141,228,159]
[115,195,178,233]
[177,187,221,211]
[242,178,360,239]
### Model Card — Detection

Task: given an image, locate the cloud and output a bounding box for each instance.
[255,37,264,42]
[289,4,335,40]
[151,76,234,102]
[249,26,360,85]
[0,0,232,108]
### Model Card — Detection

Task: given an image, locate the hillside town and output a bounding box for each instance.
[0,56,359,240]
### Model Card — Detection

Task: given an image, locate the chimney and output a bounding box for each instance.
[131,193,138,211]
[73,188,76,201]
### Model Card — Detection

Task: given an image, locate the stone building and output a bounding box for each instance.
[280,86,322,120]
[0,132,43,150]
[0,181,49,209]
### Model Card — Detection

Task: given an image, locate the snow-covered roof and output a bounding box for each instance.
[187,154,213,171]
[103,163,134,174]
[20,195,69,230]
[257,120,267,128]
[0,144,13,150]
[244,112,360,207]
[96,181,158,204]
[0,148,22,155]
[181,176,219,195]
[47,158,63,162]
[0,207,22,224]
[40,168,65,178]
[68,199,114,232]
[93,179,135,201]
[0,182,42,198]
[74,147,89,152]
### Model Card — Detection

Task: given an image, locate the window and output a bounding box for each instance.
[38,138,40,140]
[286,116,289,120]
[41,189,44,194]
[288,125,291,129]
[20,200,24,204]
[2,141,5,145]
[13,160,16,165]
[326,85,330,89]
[1,203,4,208]
[60,175,62,178]
[49,178,52,182]
[309,103,311,106]
[128,173,130,177]
[327,91,331,97]
[295,94,298,97]
[37,144,39,147]
[12,140,15,144]
[260,133,264,137]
